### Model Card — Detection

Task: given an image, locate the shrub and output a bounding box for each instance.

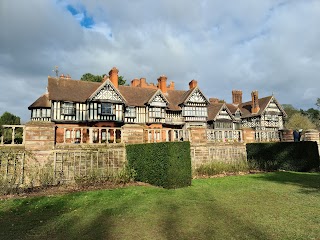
[126,142,192,189]
[247,142,320,172]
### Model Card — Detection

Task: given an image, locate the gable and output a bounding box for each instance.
[185,88,208,104]
[216,107,233,121]
[263,97,287,117]
[208,103,235,121]
[148,90,168,107]
[89,80,126,103]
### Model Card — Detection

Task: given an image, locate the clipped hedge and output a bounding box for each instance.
[247,142,320,172]
[126,141,191,189]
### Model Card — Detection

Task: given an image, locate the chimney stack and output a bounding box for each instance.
[189,80,198,89]
[232,90,242,105]
[167,81,175,90]
[109,67,119,88]
[209,98,219,104]
[131,78,140,87]
[158,75,167,93]
[251,90,260,114]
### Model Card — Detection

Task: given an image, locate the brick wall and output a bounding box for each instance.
[190,142,247,169]
[242,128,255,143]
[189,127,207,144]
[24,122,55,151]
[121,124,144,144]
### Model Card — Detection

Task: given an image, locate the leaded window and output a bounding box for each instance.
[99,103,113,115]
[62,102,76,115]
[125,107,136,118]
[214,121,233,129]
[183,106,207,117]
[149,107,163,118]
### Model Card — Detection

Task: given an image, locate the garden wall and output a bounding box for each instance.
[190,143,247,169]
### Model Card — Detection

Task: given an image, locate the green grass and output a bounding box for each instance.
[1,172,320,240]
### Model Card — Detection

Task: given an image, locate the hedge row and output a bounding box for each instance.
[126,141,191,189]
[246,142,320,171]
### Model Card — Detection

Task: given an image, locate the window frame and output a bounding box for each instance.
[99,103,114,115]
[62,102,76,115]
[149,107,163,118]
[125,106,136,118]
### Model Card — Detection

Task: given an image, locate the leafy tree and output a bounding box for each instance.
[299,108,320,130]
[118,75,127,86]
[0,111,20,126]
[0,112,22,143]
[282,104,299,119]
[285,112,316,130]
[80,73,103,82]
[316,98,320,109]
[80,73,127,85]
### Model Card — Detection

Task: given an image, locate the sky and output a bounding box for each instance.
[1,0,320,122]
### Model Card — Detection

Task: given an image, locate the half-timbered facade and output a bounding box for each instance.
[29,67,210,143]
[227,90,287,142]
[29,67,286,143]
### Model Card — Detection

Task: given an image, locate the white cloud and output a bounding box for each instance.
[0,0,319,121]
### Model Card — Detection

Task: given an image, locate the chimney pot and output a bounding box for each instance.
[189,80,198,89]
[168,81,175,90]
[140,78,147,87]
[131,78,140,87]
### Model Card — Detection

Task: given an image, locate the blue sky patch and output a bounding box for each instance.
[66,4,94,28]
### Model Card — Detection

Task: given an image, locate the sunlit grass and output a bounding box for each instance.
[0,172,319,240]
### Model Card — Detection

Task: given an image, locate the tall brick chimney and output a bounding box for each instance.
[232,90,242,105]
[189,80,198,89]
[109,67,119,88]
[251,90,260,114]
[158,75,167,93]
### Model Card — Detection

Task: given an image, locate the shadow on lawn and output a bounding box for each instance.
[255,171,320,194]
[158,188,272,240]
[0,191,130,240]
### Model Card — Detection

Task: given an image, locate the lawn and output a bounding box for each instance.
[0,172,319,240]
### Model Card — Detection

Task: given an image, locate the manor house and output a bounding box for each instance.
[28,67,287,144]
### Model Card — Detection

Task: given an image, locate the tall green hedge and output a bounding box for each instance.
[247,142,320,172]
[126,141,191,189]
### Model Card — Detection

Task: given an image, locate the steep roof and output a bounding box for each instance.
[207,103,224,121]
[208,103,235,121]
[166,90,189,110]
[38,77,199,110]
[118,85,157,106]
[48,77,101,102]
[226,104,240,114]
[31,77,212,112]
[239,96,273,118]
[28,93,51,109]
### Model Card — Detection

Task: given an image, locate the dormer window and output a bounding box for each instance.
[62,102,75,115]
[99,103,113,115]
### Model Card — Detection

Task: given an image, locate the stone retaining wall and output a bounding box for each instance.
[190,143,247,169]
